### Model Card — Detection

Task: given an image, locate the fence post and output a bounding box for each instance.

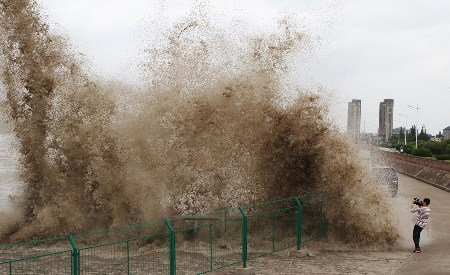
[67,235,79,275]
[165,218,176,275]
[294,196,303,250]
[272,213,276,253]
[238,207,248,268]
[126,240,130,275]
[209,224,213,271]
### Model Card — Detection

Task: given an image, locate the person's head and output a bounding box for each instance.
[423,198,430,206]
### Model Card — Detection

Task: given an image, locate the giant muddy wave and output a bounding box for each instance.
[0,0,398,246]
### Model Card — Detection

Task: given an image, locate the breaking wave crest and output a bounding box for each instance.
[0,0,398,246]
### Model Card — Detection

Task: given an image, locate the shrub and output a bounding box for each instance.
[436,154,450,161]
[412,148,432,157]
[418,140,428,148]
[403,144,414,154]
[427,141,446,155]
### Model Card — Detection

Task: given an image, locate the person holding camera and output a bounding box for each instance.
[410,198,431,253]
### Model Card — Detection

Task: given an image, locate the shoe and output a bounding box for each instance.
[412,248,417,253]
[415,248,421,253]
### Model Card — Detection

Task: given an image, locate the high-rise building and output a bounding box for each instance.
[379,99,394,141]
[444,126,450,140]
[347,99,361,141]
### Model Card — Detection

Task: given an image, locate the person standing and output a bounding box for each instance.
[410,198,431,253]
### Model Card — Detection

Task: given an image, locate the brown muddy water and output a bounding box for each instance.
[0,0,399,249]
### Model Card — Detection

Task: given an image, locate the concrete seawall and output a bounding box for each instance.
[383,151,450,192]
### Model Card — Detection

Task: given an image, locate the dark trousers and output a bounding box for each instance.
[413,225,423,248]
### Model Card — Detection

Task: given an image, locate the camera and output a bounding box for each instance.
[413,198,423,207]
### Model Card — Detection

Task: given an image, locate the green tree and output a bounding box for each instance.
[418,126,430,141]
[407,125,416,142]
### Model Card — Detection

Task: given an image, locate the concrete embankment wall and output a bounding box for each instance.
[383,151,450,192]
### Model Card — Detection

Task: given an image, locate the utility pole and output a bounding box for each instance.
[399,113,408,145]
[407,104,419,149]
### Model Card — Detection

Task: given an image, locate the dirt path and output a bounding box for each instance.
[215,173,450,274]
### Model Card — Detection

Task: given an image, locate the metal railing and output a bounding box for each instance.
[0,194,325,274]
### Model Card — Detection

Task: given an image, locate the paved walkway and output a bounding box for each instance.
[395,173,450,274]
[216,173,450,274]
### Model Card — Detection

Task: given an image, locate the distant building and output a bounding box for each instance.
[379,99,394,141]
[347,99,361,141]
[444,126,450,140]
[430,136,442,142]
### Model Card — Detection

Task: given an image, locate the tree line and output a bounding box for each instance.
[391,126,450,160]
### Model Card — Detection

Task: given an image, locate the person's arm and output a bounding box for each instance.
[410,200,419,213]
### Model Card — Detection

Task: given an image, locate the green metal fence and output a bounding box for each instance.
[0,195,325,274]
[0,236,72,274]
[75,220,170,274]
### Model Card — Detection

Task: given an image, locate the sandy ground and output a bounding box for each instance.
[214,173,450,275]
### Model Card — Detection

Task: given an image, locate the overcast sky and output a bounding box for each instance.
[38,0,450,135]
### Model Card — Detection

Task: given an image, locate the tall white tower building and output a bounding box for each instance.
[379,99,394,141]
[347,99,361,141]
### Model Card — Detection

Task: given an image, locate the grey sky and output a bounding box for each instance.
[39,0,450,135]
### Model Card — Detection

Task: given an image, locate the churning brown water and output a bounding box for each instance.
[0,0,399,246]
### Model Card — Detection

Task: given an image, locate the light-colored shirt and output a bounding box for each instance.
[411,206,430,228]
